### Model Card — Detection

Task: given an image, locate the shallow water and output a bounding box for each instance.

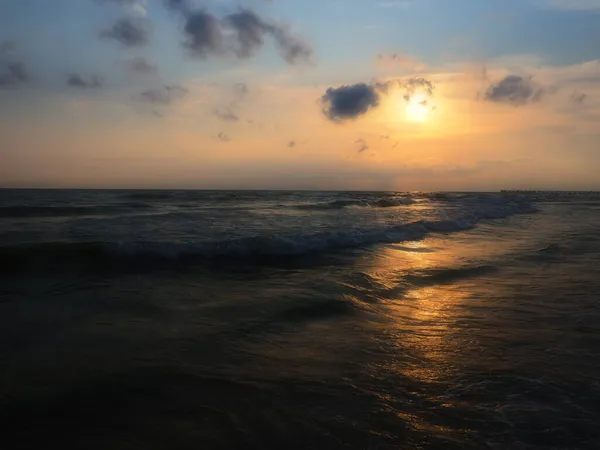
[1,190,599,449]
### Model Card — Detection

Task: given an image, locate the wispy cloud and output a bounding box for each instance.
[100,17,151,47]
[137,85,188,105]
[67,74,102,89]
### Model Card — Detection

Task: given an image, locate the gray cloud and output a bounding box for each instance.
[217,131,231,142]
[402,77,434,101]
[138,84,188,104]
[100,17,151,47]
[213,106,240,122]
[571,90,586,105]
[269,26,312,65]
[321,77,436,122]
[174,7,311,64]
[0,42,29,88]
[121,56,157,74]
[163,0,189,13]
[226,10,267,59]
[182,11,225,57]
[484,75,544,106]
[321,83,382,122]
[225,10,311,64]
[354,138,369,153]
[0,61,28,88]
[0,40,16,54]
[67,74,102,88]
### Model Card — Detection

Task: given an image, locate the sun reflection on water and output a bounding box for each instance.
[357,240,474,384]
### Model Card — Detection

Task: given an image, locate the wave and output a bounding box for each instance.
[292,197,415,210]
[0,204,151,219]
[1,199,536,273]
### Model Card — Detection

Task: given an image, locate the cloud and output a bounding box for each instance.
[484,75,545,105]
[181,11,225,57]
[232,82,249,100]
[100,17,151,47]
[288,140,295,148]
[163,0,189,14]
[377,52,427,72]
[67,74,102,88]
[138,84,188,105]
[217,131,231,142]
[321,83,383,122]
[121,56,157,74]
[402,77,434,101]
[267,24,312,65]
[176,8,312,64]
[571,90,587,104]
[354,138,369,153]
[0,40,16,54]
[213,106,240,122]
[0,61,28,88]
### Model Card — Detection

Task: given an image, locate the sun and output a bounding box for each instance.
[404,93,431,122]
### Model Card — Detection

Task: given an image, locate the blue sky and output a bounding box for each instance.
[1,0,599,189]
[2,0,599,83]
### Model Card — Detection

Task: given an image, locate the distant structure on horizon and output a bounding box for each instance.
[501,190,600,196]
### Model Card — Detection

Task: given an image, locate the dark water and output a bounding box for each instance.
[1,189,599,449]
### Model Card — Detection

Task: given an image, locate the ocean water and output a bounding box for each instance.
[1,189,599,449]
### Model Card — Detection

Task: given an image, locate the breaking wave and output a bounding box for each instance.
[0,198,536,273]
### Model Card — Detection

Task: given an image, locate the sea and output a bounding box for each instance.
[1,189,599,449]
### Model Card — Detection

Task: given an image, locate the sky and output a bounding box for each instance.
[1,0,599,190]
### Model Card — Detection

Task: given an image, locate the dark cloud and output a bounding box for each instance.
[0,61,28,88]
[321,83,382,122]
[121,56,157,74]
[175,7,312,64]
[67,74,102,88]
[138,84,188,104]
[225,10,312,64]
[100,17,150,47]
[484,75,544,106]
[182,10,225,57]
[0,40,16,54]
[269,26,312,65]
[288,140,295,148]
[226,10,267,59]
[213,106,240,122]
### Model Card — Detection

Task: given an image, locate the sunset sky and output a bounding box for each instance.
[1,0,599,190]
